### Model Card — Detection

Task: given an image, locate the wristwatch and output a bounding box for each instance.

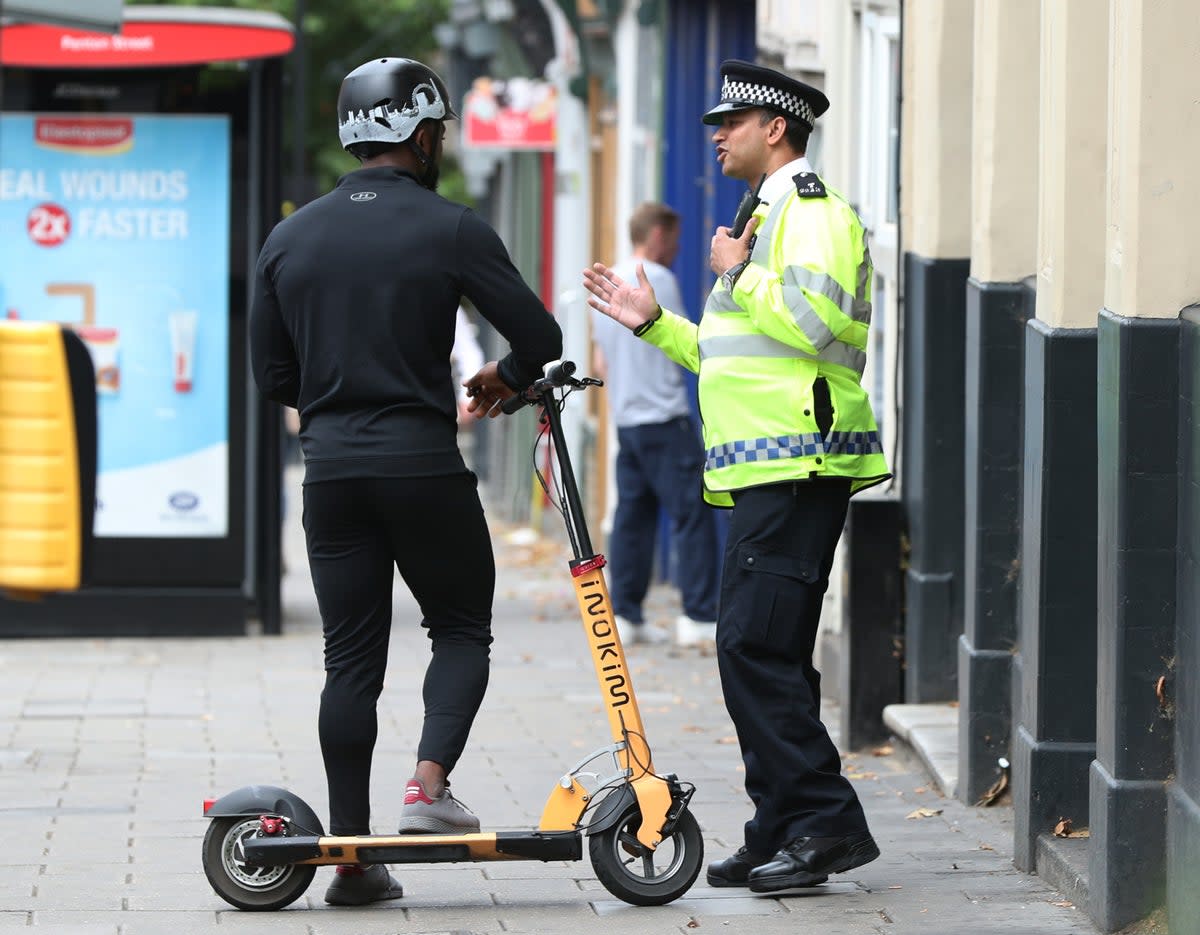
[721,259,749,292]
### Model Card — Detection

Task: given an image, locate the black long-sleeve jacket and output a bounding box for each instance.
[250,166,562,482]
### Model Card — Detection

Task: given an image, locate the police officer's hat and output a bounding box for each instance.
[702,59,829,130]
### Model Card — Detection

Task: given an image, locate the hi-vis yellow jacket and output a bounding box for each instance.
[641,173,890,507]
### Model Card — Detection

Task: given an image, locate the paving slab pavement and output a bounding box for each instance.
[0,468,1095,934]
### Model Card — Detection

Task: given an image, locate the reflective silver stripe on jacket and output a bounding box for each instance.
[703,288,743,315]
[706,429,884,471]
[698,334,866,375]
[750,196,788,265]
[856,225,872,313]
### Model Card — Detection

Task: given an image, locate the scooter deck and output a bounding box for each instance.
[243,830,583,866]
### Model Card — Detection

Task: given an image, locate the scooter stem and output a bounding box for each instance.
[540,385,671,849]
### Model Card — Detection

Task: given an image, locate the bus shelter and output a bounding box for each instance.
[0,6,293,635]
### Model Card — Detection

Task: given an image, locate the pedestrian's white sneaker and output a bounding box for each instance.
[615,615,669,645]
[676,615,717,647]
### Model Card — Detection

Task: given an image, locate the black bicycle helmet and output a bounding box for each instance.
[337,57,458,150]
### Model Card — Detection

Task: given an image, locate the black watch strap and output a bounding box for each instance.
[633,306,662,337]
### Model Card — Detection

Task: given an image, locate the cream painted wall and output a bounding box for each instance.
[1034,0,1108,329]
[817,0,856,189]
[904,0,974,259]
[1104,0,1200,319]
[758,0,824,74]
[900,3,915,251]
[969,0,1038,283]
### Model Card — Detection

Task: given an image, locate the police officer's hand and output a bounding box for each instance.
[464,362,515,419]
[582,262,659,332]
[710,216,759,275]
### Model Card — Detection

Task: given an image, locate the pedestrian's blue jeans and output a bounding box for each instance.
[608,416,719,623]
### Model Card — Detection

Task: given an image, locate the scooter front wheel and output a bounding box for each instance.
[203,817,316,911]
[588,803,703,906]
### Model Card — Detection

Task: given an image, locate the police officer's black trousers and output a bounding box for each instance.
[302,474,495,836]
[716,479,869,856]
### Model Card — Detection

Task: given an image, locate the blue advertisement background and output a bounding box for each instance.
[0,113,230,535]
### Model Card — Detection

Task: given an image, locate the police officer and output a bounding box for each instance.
[250,57,561,906]
[582,59,889,893]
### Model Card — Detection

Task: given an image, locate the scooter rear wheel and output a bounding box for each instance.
[588,804,703,906]
[203,816,316,911]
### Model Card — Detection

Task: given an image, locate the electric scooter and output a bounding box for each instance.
[201,361,703,911]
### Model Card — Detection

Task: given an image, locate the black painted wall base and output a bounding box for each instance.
[1012,320,1098,872]
[902,252,970,703]
[959,278,1032,805]
[1171,307,1200,935]
[838,495,905,749]
[959,636,1011,804]
[1089,762,1166,931]
[1168,784,1200,933]
[0,589,247,637]
[1012,725,1095,872]
[1090,309,1179,932]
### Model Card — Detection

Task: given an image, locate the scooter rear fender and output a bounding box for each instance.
[203,785,325,836]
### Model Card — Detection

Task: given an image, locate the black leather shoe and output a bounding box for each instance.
[706,846,772,887]
[747,832,879,893]
[707,846,828,888]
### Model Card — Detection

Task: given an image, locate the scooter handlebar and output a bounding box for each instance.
[501,360,580,414]
[500,391,530,415]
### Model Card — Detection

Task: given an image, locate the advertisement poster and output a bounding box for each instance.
[0,113,230,537]
[463,76,556,150]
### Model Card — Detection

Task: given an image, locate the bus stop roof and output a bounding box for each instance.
[2,0,123,33]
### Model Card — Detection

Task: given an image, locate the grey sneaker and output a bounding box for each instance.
[323,863,403,906]
[397,779,480,834]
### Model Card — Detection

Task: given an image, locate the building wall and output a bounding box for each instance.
[899,0,973,703]
[897,0,1200,930]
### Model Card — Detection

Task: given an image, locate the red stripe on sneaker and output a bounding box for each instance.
[404,781,435,806]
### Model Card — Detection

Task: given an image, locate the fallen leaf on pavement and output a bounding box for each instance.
[686,919,700,928]
[913,786,928,794]
[906,807,943,819]
[717,736,738,744]
[872,744,894,756]
[975,770,1009,807]
[1052,900,1074,908]
[979,843,995,851]
[1052,818,1091,838]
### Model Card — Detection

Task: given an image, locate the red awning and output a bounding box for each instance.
[0,7,294,68]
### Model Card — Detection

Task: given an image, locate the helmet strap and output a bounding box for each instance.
[407,136,437,190]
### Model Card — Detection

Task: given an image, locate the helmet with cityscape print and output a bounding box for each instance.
[336,57,458,188]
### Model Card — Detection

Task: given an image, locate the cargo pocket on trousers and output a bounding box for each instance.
[724,544,820,658]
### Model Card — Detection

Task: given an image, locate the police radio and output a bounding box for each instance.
[731,173,767,239]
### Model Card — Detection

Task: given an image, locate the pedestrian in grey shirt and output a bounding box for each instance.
[591,202,719,646]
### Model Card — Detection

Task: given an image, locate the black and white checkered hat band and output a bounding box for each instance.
[721,77,815,126]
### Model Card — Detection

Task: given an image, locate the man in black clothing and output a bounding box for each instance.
[250,57,561,906]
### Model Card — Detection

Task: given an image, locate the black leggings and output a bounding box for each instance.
[302,473,495,836]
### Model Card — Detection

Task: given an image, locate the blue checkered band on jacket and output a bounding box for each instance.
[706,430,883,471]
[722,77,816,126]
